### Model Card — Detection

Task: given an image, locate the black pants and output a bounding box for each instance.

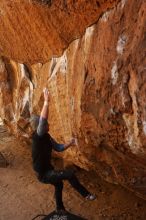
[38,169,89,210]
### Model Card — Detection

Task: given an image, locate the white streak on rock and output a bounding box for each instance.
[123,113,143,154]
[28,81,34,114]
[117,35,127,55]
[0,117,3,125]
[111,61,118,85]
[84,25,95,42]
[59,53,67,74]
[20,63,25,77]
[120,0,127,9]
[84,25,95,60]
[143,121,146,135]
[19,63,34,114]
[22,88,29,108]
[48,52,68,82]
[22,133,30,138]
[49,40,80,83]
[49,57,57,77]
[110,108,116,115]
[101,10,112,22]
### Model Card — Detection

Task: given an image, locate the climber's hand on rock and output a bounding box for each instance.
[64,138,78,150]
[43,88,50,102]
[70,138,78,146]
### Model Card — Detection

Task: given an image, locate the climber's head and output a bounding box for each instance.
[30,114,49,134]
[30,114,40,132]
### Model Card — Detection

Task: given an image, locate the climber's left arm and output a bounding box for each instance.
[50,136,76,152]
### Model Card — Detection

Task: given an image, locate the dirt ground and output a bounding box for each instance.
[1,127,146,220]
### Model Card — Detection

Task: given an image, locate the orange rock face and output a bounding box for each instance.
[0,0,146,199]
[0,0,119,64]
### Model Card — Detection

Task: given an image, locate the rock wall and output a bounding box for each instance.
[0,0,146,199]
[0,0,119,64]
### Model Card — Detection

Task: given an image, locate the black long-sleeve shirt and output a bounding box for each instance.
[32,132,64,175]
[32,117,64,175]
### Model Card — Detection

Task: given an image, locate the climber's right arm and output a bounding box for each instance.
[37,88,50,136]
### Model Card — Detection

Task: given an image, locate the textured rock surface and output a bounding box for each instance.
[0,0,146,200]
[0,0,119,64]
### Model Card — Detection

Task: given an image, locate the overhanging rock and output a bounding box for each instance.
[0,0,119,64]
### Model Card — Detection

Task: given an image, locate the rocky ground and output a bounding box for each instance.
[0,126,146,220]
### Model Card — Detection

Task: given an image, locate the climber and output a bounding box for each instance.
[30,88,96,212]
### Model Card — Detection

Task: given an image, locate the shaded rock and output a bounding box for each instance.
[0,152,8,168]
